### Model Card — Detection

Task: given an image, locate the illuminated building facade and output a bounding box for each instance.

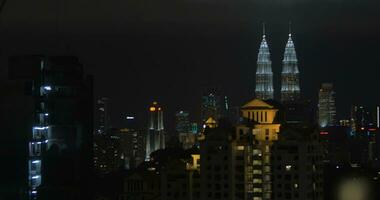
[11,56,93,200]
[146,101,165,160]
[255,26,274,100]
[281,32,300,102]
[237,99,281,200]
[318,83,336,128]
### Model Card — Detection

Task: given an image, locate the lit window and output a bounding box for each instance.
[150,107,156,112]
[43,86,52,91]
[237,146,244,150]
[294,183,298,188]
[285,165,292,171]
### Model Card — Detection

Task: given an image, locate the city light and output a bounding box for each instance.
[43,86,52,91]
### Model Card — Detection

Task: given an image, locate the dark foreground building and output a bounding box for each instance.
[9,55,93,200]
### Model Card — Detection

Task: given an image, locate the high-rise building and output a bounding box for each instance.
[146,101,165,160]
[201,88,226,126]
[10,56,93,200]
[200,122,254,200]
[271,125,324,200]
[176,111,197,149]
[255,25,274,100]
[281,30,300,102]
[237,99,281,200]
[96,97,110,135]
[119,115,146,169]
[93,129,122,174]
[318,83,336,128]
[176,111,191,134]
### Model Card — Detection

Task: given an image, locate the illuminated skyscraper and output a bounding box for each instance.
[146,101,165,160]
[10,56,93,200]
[318,83,336,128]
[281,28,300,102]
[255,24,274,100]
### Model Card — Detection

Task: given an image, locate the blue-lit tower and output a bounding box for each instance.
[281,26,300,102]
[15,56,94,200]
[255,24,274,100]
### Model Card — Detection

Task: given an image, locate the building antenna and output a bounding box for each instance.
[288,21,292,37]
[262,22,266,38]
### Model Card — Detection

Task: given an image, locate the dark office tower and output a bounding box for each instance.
[9,56,93,200]
[146,101,165,160]
[119,115,145,169]
[318,83,336,128]
[350,105,376,135]
[93,129,122,174]
[175,111,191,134]
[281,31,300,102]
[271,125,324,200]
[201,88,225,125]
[176,111,197,149]
[96,97,110,135]
[255,24,274,100]
[199,122,254,200]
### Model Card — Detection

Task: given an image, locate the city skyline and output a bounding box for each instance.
[1,1,380,199]
[0,1,379,127]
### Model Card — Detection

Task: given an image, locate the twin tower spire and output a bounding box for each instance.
[254,23,300,102]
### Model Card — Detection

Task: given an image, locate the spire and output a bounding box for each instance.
[262,22,266,38]
[281,22,300,102]
[255,22,274,100]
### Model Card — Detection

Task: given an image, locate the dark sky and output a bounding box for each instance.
[1,0,380,129]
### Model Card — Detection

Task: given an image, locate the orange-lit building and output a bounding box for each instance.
[146,101,165,160]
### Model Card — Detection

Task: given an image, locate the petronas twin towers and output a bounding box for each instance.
[254,24,300,102]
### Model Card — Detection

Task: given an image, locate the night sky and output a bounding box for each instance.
[1,0,380,129]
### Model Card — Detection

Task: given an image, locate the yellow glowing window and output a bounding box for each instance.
[150,107,156,112]
[237,146,245,150]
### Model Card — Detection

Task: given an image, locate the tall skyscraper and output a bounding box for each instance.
[281,29,300,102]
[175,111,191,134]
[119,115,145,169]
[93,129,122,175]
[176,111,197,149]
[318,83,336,128]
[10,56,93,200]
[96,97,110,135]
[255,24,274,100]
[201,87,226,126]
[146,101,165,160]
